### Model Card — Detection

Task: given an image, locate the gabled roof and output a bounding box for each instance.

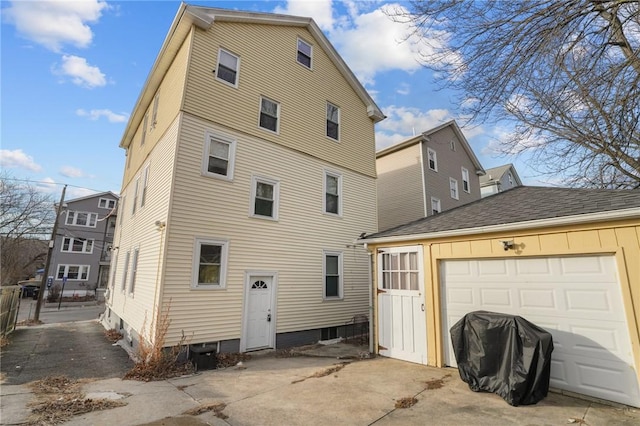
[362,186,640,243]
[65,191,120,204]
[376,120,485,175]
[120,3,385,149]
[480,163,522,186]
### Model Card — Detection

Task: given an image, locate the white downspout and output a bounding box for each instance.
[365,243,375,354]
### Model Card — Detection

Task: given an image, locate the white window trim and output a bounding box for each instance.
[215,47,240,88]
[462,167,470,193]
[132,177,139,215]
[297,37,313,69]
[65,211,98,228]
[323,250,343,300]
[56,264,90,281]
[119,196,125,226]
[110,253,119,289]
[121,251,130,292]
[326,102,340,142]
[258,96,280,134]
[249,175,280,221]
[202,131,237,181]
[129,248,139,296]
[450,177,459,200]
[323,169,342,217]
[430,197,441,215]
[61,237,94,254]
[141,113,148,145]
[141,164,150,207]
[151,91,160,129]
[191,238,229,290]
[427,147,438,172]
[98,198,116,209]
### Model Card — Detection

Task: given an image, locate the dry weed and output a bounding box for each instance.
[183,402,228,419]
[16,319,43,326]
[292,362,350,384]
[104,328,123,343]
[27,375,126,425]
[395,396,418,409]
[0,335,9,348]
[216,352,251,368]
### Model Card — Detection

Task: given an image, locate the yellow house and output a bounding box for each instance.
[361,186,640,407]
[104,4,384,354]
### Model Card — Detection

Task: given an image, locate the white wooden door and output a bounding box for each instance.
[377,246,427,365]
[245,275,274,351]
[441,255,640,407]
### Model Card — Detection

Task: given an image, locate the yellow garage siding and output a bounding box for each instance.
[122,32,192,187]
[376,143,425,231]
[183,23,376,179]
[160,113,377,345]
[108,116,180,343]
[369,219,640,382]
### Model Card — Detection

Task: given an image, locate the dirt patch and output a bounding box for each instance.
[424,373,452,390]
[216,352,251,368]
[395,396,418,408]
[0,335,9,348]
[568,418,587,425]
[183,402,228,419]
[292,362,350,384]
[16,319,43,326]
[27,375,126,425]
[104,328,123,343]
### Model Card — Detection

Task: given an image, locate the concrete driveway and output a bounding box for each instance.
[1,323,639,426]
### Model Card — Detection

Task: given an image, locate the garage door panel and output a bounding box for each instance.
[441,256,640,407]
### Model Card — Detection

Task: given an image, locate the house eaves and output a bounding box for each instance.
[119,3,384,149]
[64,191,120,204]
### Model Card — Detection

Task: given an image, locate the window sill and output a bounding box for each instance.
[191,286,226,291]
[258,126,279,136]
[323,296,344,301]
[249,214,279,222]
[201,171,234,182]
[322,211,342,218]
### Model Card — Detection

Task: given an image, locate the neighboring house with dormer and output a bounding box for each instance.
[480,164,522,197]
[48,192,118,297]
[103,4,384,353]
[376,120,485,231]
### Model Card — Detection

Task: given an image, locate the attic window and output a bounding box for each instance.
[297,38,312,69]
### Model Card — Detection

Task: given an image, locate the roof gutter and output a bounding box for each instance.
[358,207,640,245]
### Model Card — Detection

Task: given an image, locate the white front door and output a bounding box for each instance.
[244,274,275,351]
[441,255,640,407]
[377,246,427,365]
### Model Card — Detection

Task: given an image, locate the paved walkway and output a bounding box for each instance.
[1,322,639,426]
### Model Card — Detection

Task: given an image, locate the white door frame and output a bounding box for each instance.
[241,271,278,352]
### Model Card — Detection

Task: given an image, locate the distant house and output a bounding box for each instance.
[376,120,485,231]
[103,4,384,353]
[479,163,522,197]
[48,192,118,296]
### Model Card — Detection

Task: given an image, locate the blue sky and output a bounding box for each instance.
[1,0,535,201]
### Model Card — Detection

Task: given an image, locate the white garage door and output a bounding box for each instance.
[441,255,640,407]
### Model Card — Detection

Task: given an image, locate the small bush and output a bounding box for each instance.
[47,285,61,303]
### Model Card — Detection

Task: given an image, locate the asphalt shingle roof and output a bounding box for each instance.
[367,186,640,239]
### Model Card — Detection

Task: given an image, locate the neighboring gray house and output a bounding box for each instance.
[376,120,485,231]
[48,192,118,296]
[480,163,522,197]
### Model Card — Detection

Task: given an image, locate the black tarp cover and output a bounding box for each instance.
[450,311,554,406]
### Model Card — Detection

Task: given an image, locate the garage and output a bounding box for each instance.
[363,186,640,407]
[441,255,640,407]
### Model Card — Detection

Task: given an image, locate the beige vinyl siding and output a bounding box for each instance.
[160,113,377,345]
[122,31,192,186]
[377,143,425,231]
[109,116,179,342]
[422,126,481,211]
[182,22,376,179]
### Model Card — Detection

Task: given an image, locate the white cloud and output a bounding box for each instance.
[274,0,334,31]
[76,108,128,123]
[60,166,85,178]
[35,177,59,194]
[396,83,410,95]
[4,0,108,52]
[482,126,544,156]
[0,149,42,172]
[67,187,98,199]
[378,106,452,133]
[55,55,106,88]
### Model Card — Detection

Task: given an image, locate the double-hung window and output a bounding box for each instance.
[132,178,139,215]
[251,176,279,220]
[141,113,148,145]
[121,251,130,292]
[203,132,236,180]
[431,197,441,215]
[462,167,470,193]
[151,91,160,129]
[450,177,459,200]
[62,237,94,253]
[192,238,229,289]
[129,248,139,295]
[216,48,239,87]
[323,251,343,299]
[427,148,438,171]
[326,102,339,140]
[66,211,98,227]
[324,171,342,216]
[259,97,280,133]
[141,165,149,207]
[57,264,90,281]
[98,198,116,209]
[297,38,312,68]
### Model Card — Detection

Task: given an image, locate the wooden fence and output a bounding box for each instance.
[0,286,22,337]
